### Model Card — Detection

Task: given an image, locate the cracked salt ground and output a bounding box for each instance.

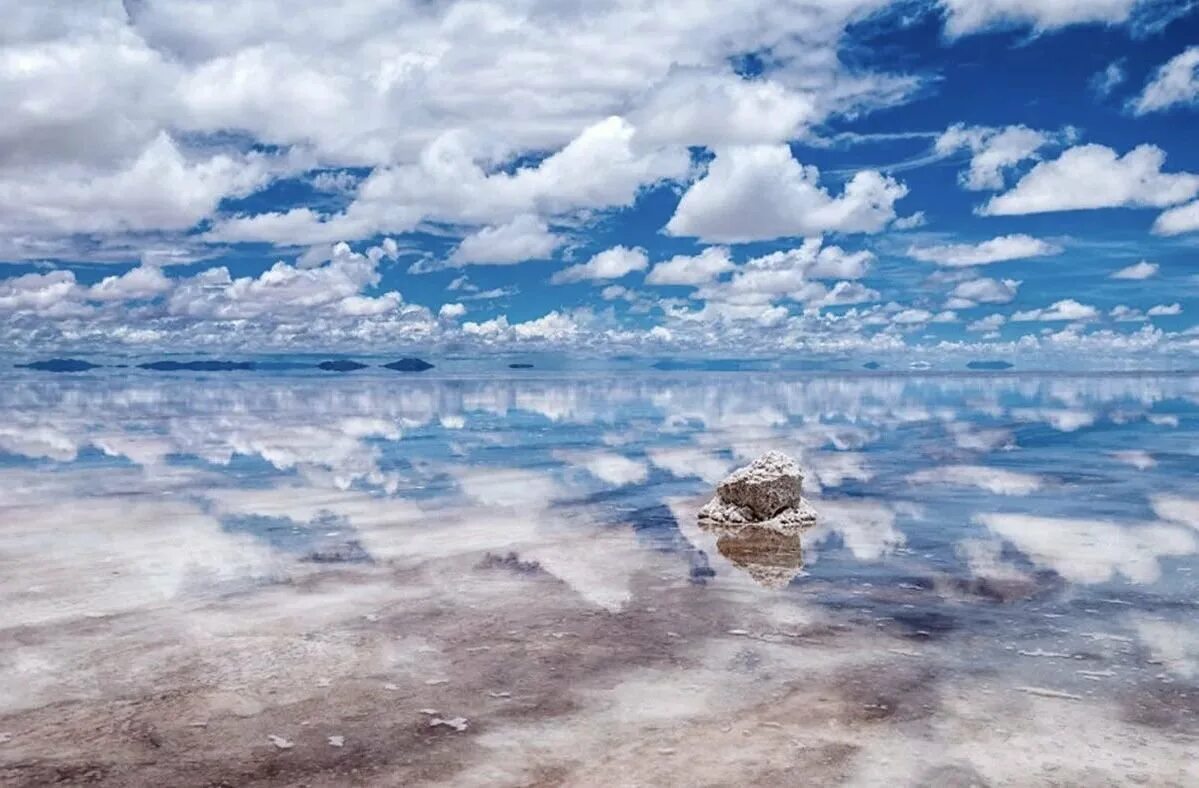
[0,371,1197,785]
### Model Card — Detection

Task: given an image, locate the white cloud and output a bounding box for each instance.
[947,277,1021,308]
[209,116,691,245]
[934,124,1053,190]
[448,214,561,266]
[967,313,1006,333]
[682,239,880,316]
[892,211,927,230]
[1148,303,1182,317]
[1110,260,1158,279]
[1110,305,1147,322]
[439,302,466,320]
[908,234,1061,267]
[892,308,933,325]
[665,145,906,243]
[1011,299,1099,322]
[167,241,392,320]
[940,0,1139,37]
[551,246,648,285]
[0,270,88,318]
[1132,46,1199,114]
[631,70,817,147]
[511,310,581,342]
[808,281,881,309]
[0,133,279,237]
[1153,198,1199,236]
[1091,60,1126,97]
[88,266,172,302]
[981,144,1199,216]
[645,247,734,286]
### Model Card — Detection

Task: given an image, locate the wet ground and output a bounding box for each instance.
[0,370,1197,786]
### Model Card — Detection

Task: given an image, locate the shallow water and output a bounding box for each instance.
[1,369,1197,786]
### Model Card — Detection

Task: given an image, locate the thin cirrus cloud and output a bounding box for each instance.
[1110,260,1159,279]
[908,234,1063,267]
[934,123,1057,191]
[1131,46,1199,115]
[938,0,1140,37]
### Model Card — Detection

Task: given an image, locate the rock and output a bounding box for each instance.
[698,453,816,568]
[698,496,816,535]
[318,360,369,372]
[327,735,345,748]
[267,735,294,750]
[383,357,434,372]
[715,450,803,520]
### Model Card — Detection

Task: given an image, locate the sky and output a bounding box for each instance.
[1,0,1198,363]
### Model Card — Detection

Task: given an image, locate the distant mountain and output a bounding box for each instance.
[16,359,101,372]
[967,360,1014,370]
[651,358,763,371]
[137,360,255,371]
[318,360,369,371]
[508,363,535,369]
[862,361,882,370]
[383,358,434,372]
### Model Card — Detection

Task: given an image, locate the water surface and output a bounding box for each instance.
[1,370,1197,786]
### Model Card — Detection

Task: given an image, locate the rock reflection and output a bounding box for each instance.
[712,525,806,589]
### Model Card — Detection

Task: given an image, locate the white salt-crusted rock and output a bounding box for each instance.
[716,450,803,520]
[698,495,816,535]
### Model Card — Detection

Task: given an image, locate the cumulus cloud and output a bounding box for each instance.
[438,302,466,320]
[934,123,1055,190]
[664,145,907,243]
[1011,299,1099,322]
[645,247,735,286]
[630,69,818,147]
[946,277,1022,308]
[1110,305,1147,322]
[167,242,394,320]
[981,144,1199,216]
[967,313,1007,333]
[551,246,648,285]
[211,117,691,245]
[1153,199,1199,236]
[0,133,280,238]
[448,214,561,266]
[691,240,880,311]
[1148,303,1182,317]
[908,234,1062,266]
[88,266,173,302]
[1132,46,1199,114]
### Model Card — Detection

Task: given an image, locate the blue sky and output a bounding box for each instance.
[1,0,1197,362]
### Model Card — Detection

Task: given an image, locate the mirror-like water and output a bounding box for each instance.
[1,370,1196,786]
